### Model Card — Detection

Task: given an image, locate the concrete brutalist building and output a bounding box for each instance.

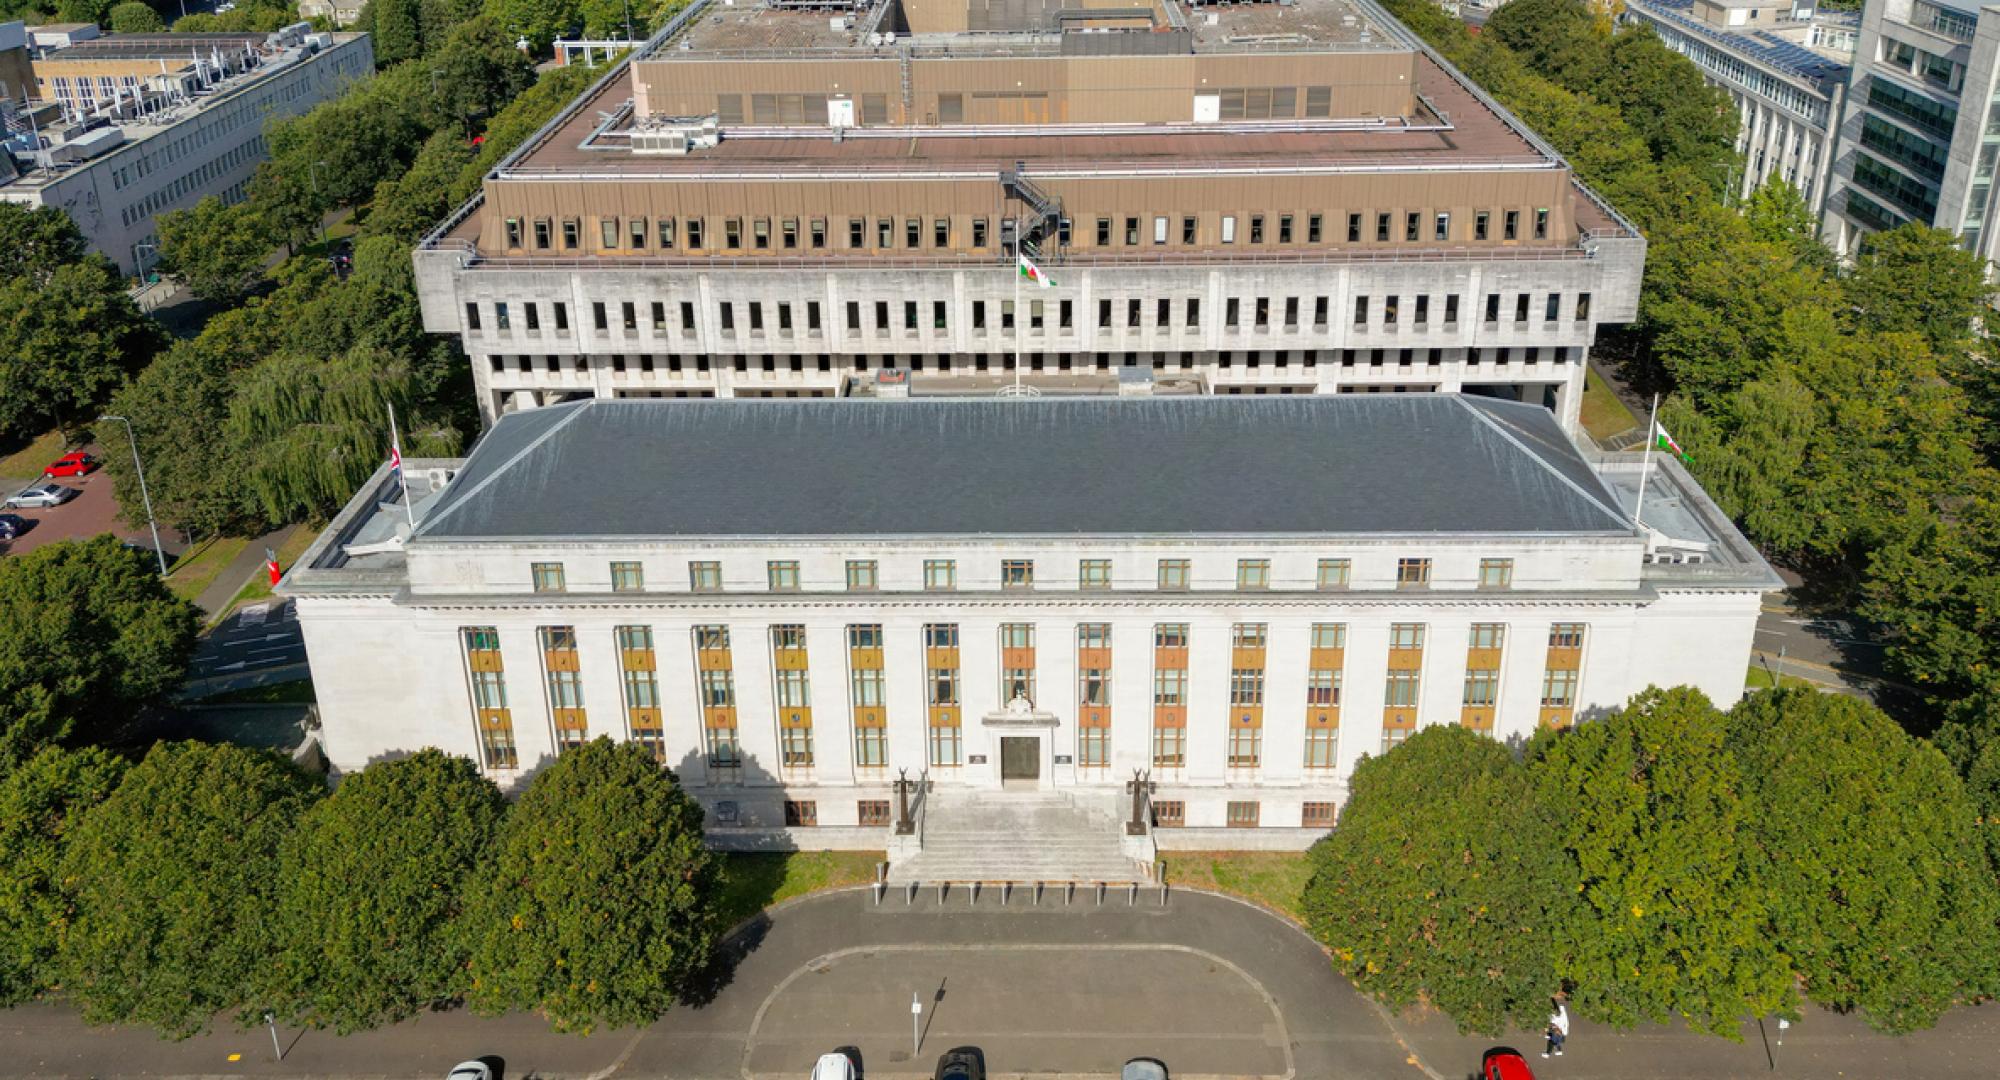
[412,0,1645,429]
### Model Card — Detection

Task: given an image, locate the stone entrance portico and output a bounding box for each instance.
[982,694,1057,789]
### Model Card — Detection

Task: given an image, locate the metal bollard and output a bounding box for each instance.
[1128,882,1137,906]
[874,880,884,905]
[906,881,916,905]
[939,881,947,905]
[1096,882,1105,907]
[1001,881,1011,906]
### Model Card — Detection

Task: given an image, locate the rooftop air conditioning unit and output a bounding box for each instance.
[830,15,847,29]
[883,30,895,41]
[632,117,721,154]
[869,31,883,44]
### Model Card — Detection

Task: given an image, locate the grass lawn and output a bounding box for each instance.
[213,526,316,620]
[165,536,250,604]
[194,679,317,705]
[0,428,69,480]
[1746,665,1818,691]
[1161,851,1316,925]
[714,850,884,930]
[1580,367,1640,445]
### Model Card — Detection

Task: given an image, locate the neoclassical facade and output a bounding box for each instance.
[284,396,1777,850]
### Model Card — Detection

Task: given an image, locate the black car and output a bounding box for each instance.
[933,1047,984,1080]
[0,513,25,540]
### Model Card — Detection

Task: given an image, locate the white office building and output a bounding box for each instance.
[1622,0,1855,216]
[1824,0,2000,258]
[0,24,373,277]
[283,395,1777,874]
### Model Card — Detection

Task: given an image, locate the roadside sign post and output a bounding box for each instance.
[265,1011,282,1061]
[912,992,922,1057]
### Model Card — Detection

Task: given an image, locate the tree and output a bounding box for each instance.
[1743,180,1836,278]
[58,742,321,1037]
[0,260,158,439]
[156,196,272,303]
[462,739,718,1032]
[0,201,89,287]
[1483,0,1608,91]
[1534,687,1792,1036]
[1303,727,1564,1035]
[427,17,537,135]
[1729,689,2000,1033]
[0,538,199,773]
[107,0,163,29]
[1863,488,2000,719]
[265,751,504,1033]
[481,0,578,55]
[100,339,259,538]
[1595,27,1737,195]
[363,129,479,243]
[0,747,127,1005]
[1844,224,1991,351]
[371,0,421,64]
[247,160,325,256]
[226,345,459,524]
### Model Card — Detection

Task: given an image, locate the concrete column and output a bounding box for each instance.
[1335,619,1389,785]
[497,623,560,774]
[730,621,782,784]
[960,618,1001,786]
[655,618,708,785]
[1184,613,1230,784]
[806,621,854,785]
[1260,614,1309,785]
[1111,616,1153,777]
[885,618,930,776]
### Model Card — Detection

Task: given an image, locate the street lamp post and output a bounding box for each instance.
[97,415,168,577]
[308,160,329,244]
[131,241,159,284]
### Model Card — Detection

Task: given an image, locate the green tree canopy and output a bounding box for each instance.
[1729,689,2000,1033]
[107,0,163,29]
[371,0,422,63]
[226,344,459,524]
[462,739,718,1032]
[481,0,577,55]
[0,202,90,287]
[1536,687,1792,1036]
[58,742,321,1037]
[156,196,272,304]
[1844,224,1991,351]
[0,538,199,772]
[265,750,505,1033]
[0,747,127,1005]
[101,338,257,538]
[1303,727,1564,1034]
[0,253,160,440]
[426,16,537,135]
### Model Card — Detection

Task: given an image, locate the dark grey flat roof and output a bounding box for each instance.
[414,395,1634,540]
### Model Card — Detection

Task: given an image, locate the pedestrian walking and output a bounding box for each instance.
[1543,1000,1570,1058]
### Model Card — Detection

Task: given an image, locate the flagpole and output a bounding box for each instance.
[388,403,416,528]
[1012,231,1023,396]
[1632,392,1658,538]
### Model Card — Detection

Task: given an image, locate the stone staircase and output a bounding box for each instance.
[888,789,1149,886]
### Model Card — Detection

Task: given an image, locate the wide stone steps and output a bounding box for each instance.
[887,789,1147,885]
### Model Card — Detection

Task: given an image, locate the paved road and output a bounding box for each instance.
[1751,598,1901,702]
[189,597,306,681]
[5,887,2000,1079]
[0,889,1417,1080]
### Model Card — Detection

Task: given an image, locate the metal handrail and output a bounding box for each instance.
[417,240,1599,268]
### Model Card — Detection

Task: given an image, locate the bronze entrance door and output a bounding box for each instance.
[1000,736,1039,782]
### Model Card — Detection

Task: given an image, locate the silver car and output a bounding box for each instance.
[4,482,79,509]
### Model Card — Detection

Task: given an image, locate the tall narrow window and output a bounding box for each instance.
[540,626,587,752]
[462,627,516,770]
[617,625,664,761]
[926,623,962,767]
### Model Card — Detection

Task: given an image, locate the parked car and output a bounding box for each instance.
[4,482,79,509]
[1482,1048,1536,1080]
[42,451,100,478]
[444,1062,491,1080]
[0,514,26,540]
[933,1048,984,1080]
[1122,1060,1168,1080]
[810,1050,859,1080]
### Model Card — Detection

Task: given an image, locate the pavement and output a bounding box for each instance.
[4,888,1999,1079]
[1751,595,1901,703]
[192,524,300,618]
[0,455,175,563]
[185,596,307,688]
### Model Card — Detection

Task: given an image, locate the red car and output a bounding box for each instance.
[1483,1049,1536,1080]
[43,452,99,478]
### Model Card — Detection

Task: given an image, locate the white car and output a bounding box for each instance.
[811,1051,858,1080]
[4,482,79,509]
[445,1062,491,1080]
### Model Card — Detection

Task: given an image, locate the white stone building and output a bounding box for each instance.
[1621,0,1855,216]
[284,395,1776,866]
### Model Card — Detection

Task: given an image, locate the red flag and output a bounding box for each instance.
[389,444,402,472]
